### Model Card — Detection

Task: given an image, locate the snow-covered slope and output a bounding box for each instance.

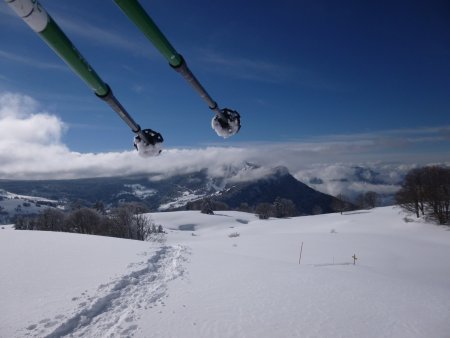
[0,189,59,204]
[0,189,62,223]
[1,207,449,337]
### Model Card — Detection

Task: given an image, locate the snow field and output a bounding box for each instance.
[146,207,450,338]
[1,207,449,337]
[0,230,188,337]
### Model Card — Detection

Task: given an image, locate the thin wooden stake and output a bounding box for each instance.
[299,242,304,264]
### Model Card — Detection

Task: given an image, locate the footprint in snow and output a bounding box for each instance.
[26,324,37,331]
[36,245,189,338]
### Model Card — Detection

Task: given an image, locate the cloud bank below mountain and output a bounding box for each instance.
[0,92,448,184]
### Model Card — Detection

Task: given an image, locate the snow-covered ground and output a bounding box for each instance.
[157,191,205,211]
[1,207,449,337]
[0,189,58,204]
[117,184,157,199]
[0,189,62,222]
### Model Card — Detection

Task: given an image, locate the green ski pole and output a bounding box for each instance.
[114,0,241,138]
[5,0,163,157]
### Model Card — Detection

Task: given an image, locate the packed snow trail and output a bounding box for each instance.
[24,245,188,338]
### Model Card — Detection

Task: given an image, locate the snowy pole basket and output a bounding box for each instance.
[211,108,241,138]
[133,129,164,157]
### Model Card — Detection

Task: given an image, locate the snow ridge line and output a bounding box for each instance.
[42,245,188,338]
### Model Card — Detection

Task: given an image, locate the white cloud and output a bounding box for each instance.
[292,163,413,198]
[0,92,448,181]
[0,93,39,118]
[0,93,66,146]
[0,93,251,179]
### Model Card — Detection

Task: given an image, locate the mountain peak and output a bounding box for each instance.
[271,166,290,177]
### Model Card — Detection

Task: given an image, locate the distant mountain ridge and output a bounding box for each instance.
[0,163,343,222]
[207,166,338,214]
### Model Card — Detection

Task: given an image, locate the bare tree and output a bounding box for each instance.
[395,168,425,218]
[111,203,154,240]
[66,208,101,234]
[354,193,366,210]
[273,197,297,218]
[396,166,450,224]
[93,201,106,215]
[133,213,154,241]
[35,208,66,232]
[421,166,450,224]
[12,202,158,241]
[364,191,379,209]
[14,215,36,230]
[111,205,134,239]
[332,194,350,215]
[255,203,274,220]
[355,191,379,209]
[201,199,214,215]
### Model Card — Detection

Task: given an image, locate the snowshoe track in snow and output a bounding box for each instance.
[25,245,188,338]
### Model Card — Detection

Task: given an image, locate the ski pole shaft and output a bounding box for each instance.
[97,87,141,133]
[6,0,108,96]
[5,0,151,141]
[114,0,181,68]
[114,0,220,113]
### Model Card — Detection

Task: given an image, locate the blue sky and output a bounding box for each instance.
[0,0,449,179]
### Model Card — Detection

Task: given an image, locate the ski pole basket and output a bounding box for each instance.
[134,129,164,157]
[212,108,241,138]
